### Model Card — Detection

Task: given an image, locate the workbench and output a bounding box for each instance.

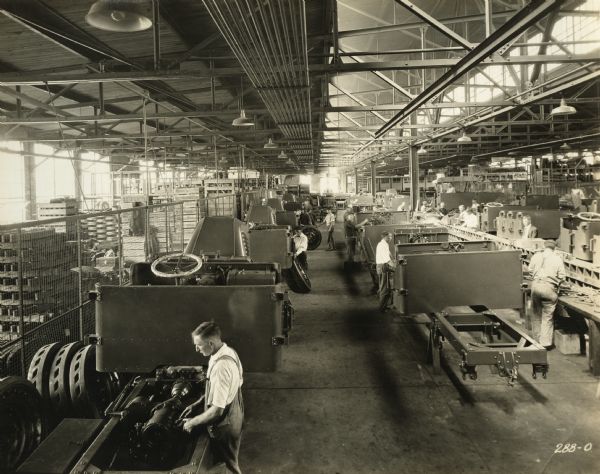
[557,294,600,375]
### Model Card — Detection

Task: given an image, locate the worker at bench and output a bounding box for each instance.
[528,240,567,350]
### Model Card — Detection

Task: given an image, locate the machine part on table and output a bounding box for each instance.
[559,215,600,261]
[69,344,119,418]
[301,225,322,250]
[150,252,204,279]
[48,341,83,419]
[284,258,311,294]
[0,376,44,472]
[485,202,504,208]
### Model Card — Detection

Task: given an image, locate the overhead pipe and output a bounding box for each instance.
[202,0,313,168]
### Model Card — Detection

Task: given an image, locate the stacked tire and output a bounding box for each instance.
[0,376,44,472]
[27,342,119,427]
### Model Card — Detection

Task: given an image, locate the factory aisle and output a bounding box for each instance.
[240,231,600,474]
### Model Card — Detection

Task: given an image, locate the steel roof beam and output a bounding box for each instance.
[393,0,475,50]
[375,0,565,138]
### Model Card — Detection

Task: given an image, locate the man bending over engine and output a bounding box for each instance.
[181,322,244,474]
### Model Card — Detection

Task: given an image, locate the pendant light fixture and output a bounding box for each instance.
[417,146,428,155]
[264,138,278,149]
[278,150,288,160]
[85,0,153,32]
[232,77,254,127]
[457,131,472,143]
[550,98,577,117]
[559,142,571,151]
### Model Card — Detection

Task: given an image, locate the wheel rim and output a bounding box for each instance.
[0,377,43,471]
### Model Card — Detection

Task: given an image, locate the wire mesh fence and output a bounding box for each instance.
[0,192,263,377]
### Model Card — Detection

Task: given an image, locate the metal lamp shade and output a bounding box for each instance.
[86,0,153,32]
[550,98,576,117]
[232,109,255,127]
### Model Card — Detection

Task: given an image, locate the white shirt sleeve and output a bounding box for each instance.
[209,360,237,409]
[375,240,391,264]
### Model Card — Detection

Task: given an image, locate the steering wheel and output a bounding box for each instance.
[150,253,203,278]
[576,212,600,221]
[486,202,503,208]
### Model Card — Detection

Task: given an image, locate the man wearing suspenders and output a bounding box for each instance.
[181,322,244,474]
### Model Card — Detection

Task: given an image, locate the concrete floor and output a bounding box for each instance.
[241,233,600,474]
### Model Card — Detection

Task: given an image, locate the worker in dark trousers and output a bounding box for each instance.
[322,208,336,250]
[344,212,359,263]
[528,240,567,349]
[182,322,244,474]
[292,226,309,271]
[375,231,396,312]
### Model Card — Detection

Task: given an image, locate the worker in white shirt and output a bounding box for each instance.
[375,231,396,312]
[457,204,467,224]
[528,240,567,349]
[521,214,538,239]
[462,208,479,229]
[446,184,456,193]
[322,208,336,250]
[182,322,244,474]
[292,226,309,270]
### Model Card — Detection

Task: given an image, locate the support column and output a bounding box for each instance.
[354,167,359,194]
[370,160,376,197]
[409,145,419,211]
[23,141,36,220]
[73,149,83,206]
[409,110,419,211]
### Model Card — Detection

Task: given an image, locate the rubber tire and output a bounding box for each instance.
[69,345,117,419]
[27,342,63,432]
[48,341,83,419]
[302,225,322,250]
[0,376,43,472]
[284,259,311,293]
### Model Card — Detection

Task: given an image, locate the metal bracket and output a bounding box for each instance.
[86,334,102,345]
[88,290,101,302]
[271,292,284,301]
[495,351,520,385]
[272,336,286,346]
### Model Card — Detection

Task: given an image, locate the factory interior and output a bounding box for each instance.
[1,0,600,473]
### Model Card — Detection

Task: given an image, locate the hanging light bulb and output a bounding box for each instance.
[417,146,428,155]
[457,131,472,143]
[264,138,278,149]
[278,150,288,160]
[85,0,152,32]
[550,98,577,117]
